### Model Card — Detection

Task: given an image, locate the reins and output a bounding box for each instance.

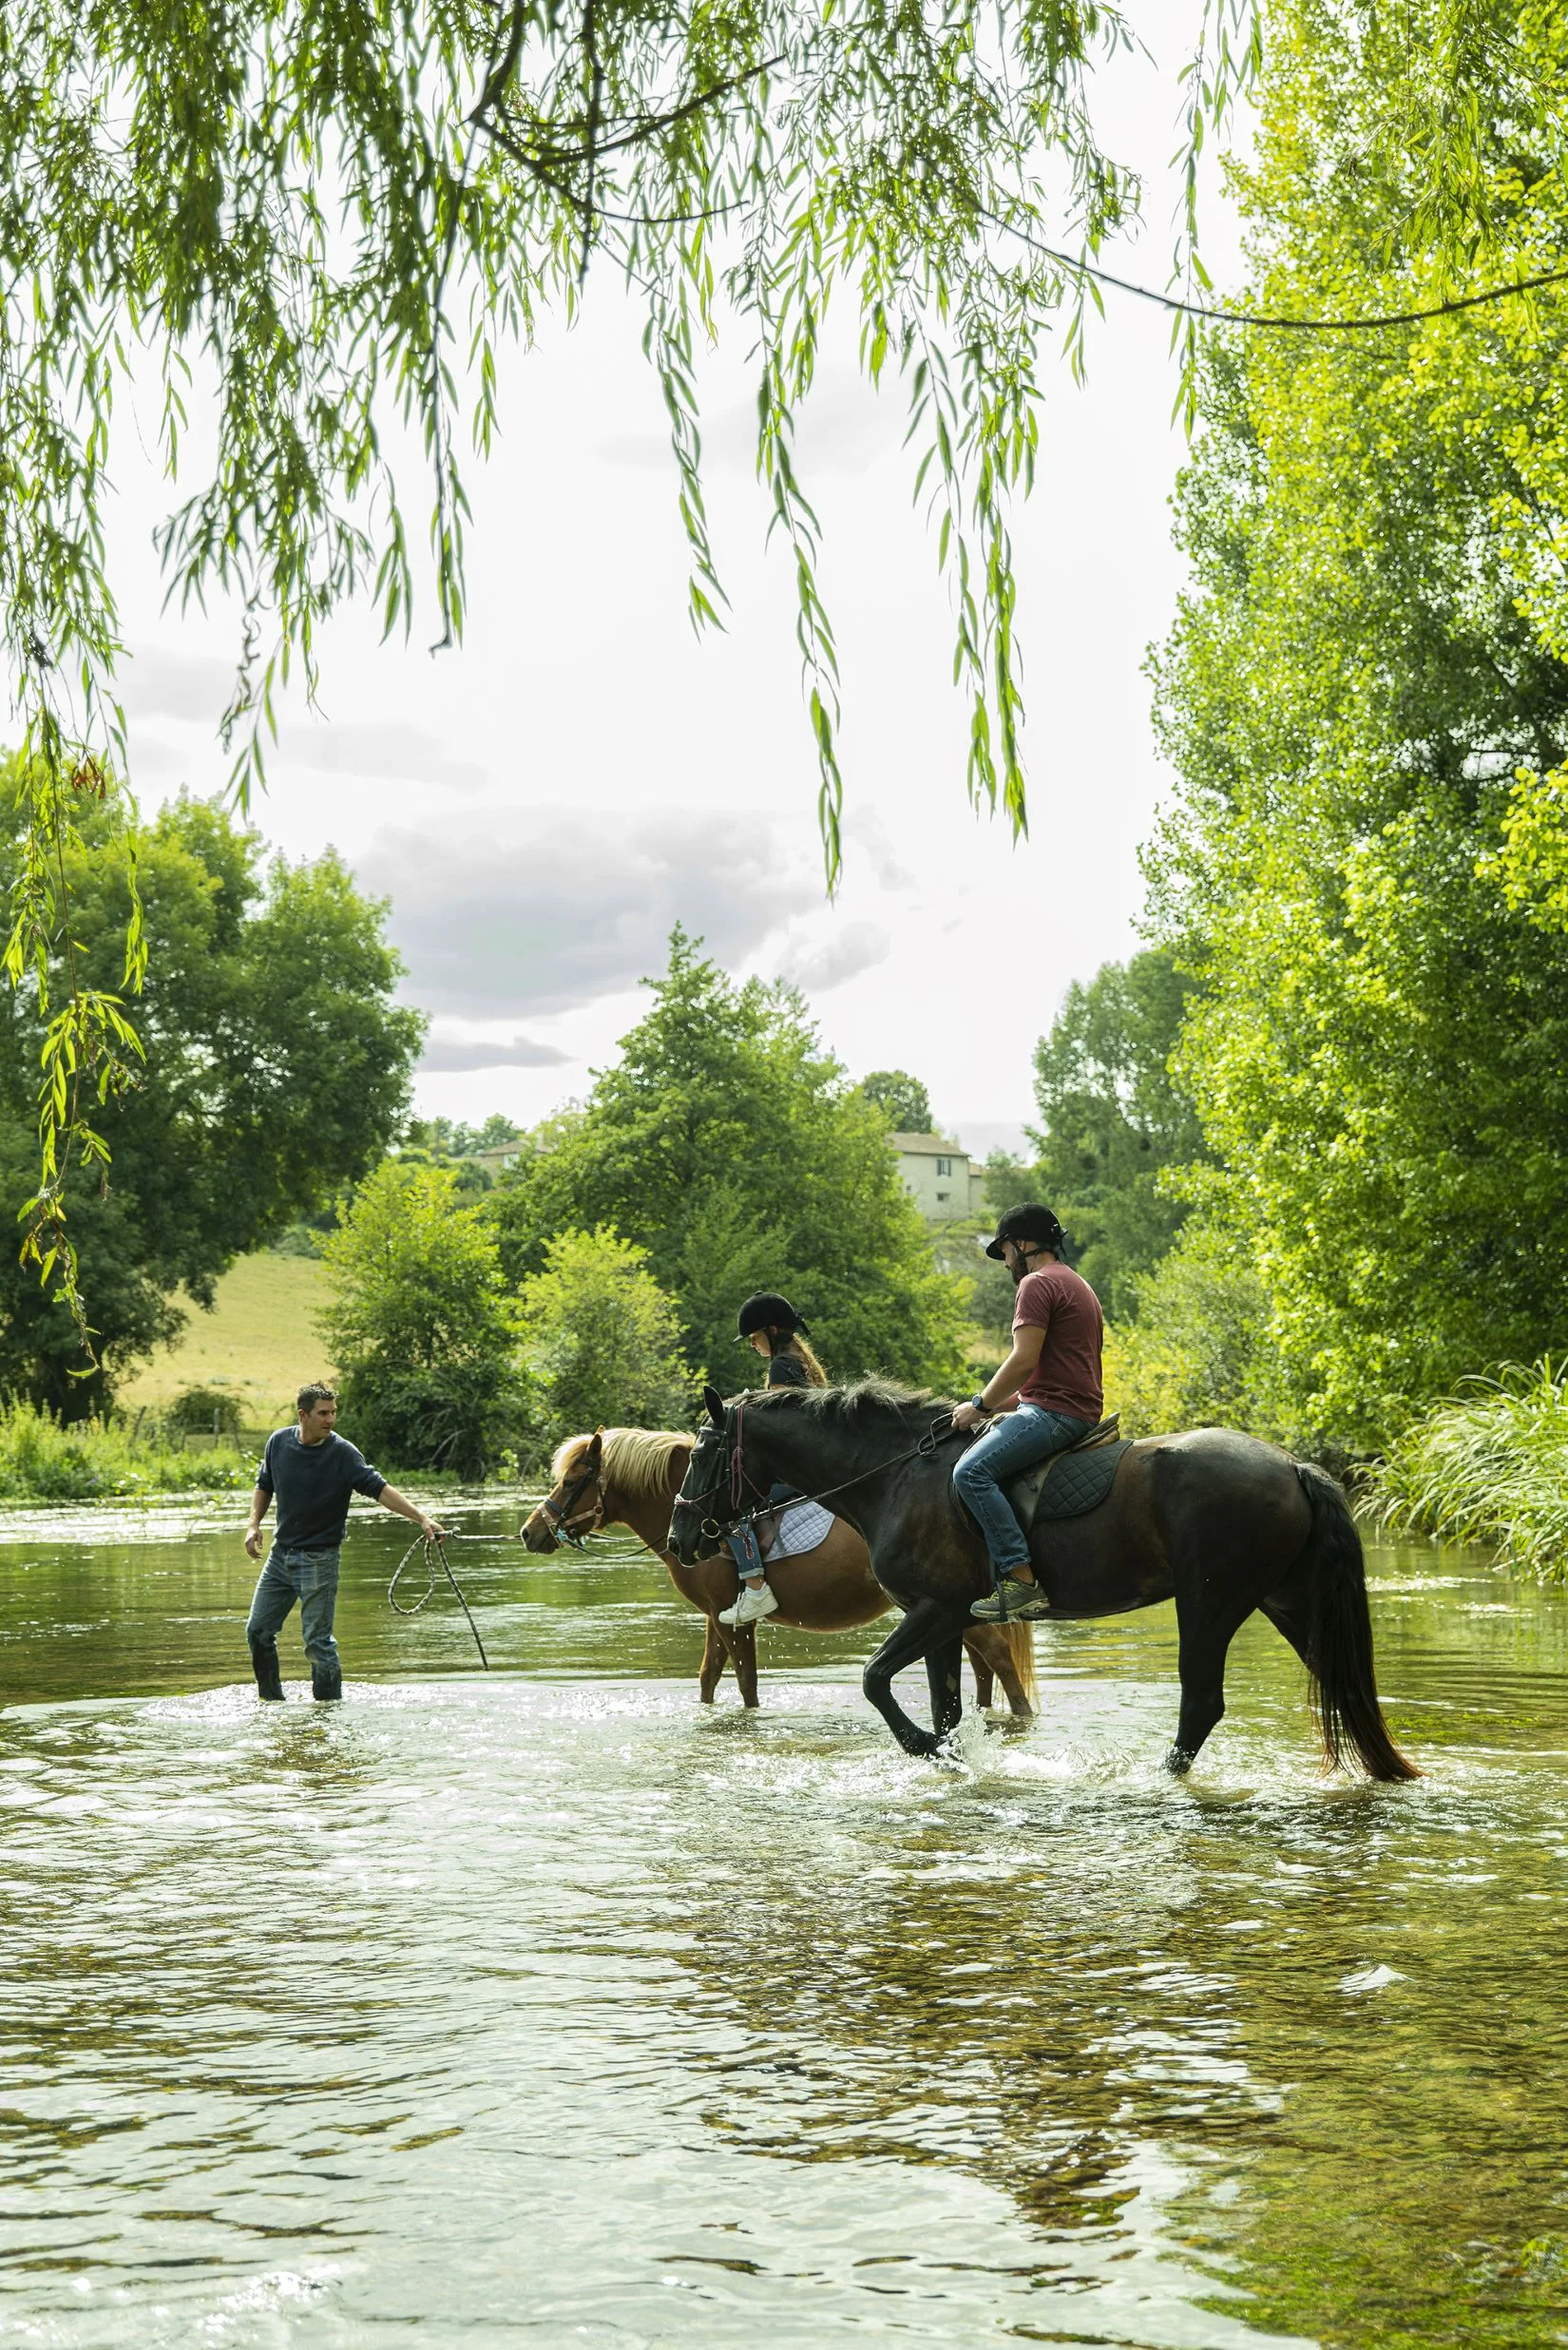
[697,1401,964,1541]
[388,1531,491,1669]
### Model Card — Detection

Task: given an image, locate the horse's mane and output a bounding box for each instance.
[744,1377,951,1426]
[551,1427,691,1499]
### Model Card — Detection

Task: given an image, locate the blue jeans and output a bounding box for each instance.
[245,1543,341,1670]
[952,1406,1093,1577]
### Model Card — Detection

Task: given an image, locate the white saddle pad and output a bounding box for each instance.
[764,1500,836,1558]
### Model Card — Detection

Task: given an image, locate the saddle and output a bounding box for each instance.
[1003,1414,1131,1534]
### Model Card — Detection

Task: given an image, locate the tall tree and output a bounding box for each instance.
[322,1161,527,1478]
[1147,0,1568,1442]
[1024,948,1206,1320]
[0,780,423,1414]
[857,1070,934,1136]
[491,930,969,1392]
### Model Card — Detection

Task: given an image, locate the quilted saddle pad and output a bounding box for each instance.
[1004,1436,1133,1531]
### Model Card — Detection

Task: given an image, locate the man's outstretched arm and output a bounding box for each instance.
[377,1484,445,1541]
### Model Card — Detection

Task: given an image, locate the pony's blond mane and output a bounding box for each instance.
[551,1426,690,1501]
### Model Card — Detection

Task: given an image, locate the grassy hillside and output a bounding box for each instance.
[116,1252,335,1428]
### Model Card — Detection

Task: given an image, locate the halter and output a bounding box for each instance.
[541,1455,606,1549]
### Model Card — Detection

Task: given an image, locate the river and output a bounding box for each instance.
[3,1492,1567,2346]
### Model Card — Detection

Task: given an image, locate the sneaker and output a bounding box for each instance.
[719,1583,780,1629]
[969,1577,1050,1623]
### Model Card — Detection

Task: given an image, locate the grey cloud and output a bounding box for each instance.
[361,808,821,1018]
[420,1033,572,1072]
[601,367,893,480]
[120,644,488,789]
[776,921,891,994]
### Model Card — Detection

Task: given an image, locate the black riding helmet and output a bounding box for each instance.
[736,1290,812,1340]
[985,1203,1065,1261]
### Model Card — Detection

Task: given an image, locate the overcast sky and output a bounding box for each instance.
[68,14,1244,1167]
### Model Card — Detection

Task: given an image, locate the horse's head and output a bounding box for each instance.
[668,1386,734,1564]
[520,1430,606,1552]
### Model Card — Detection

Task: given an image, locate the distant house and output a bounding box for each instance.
[888,1134,991,1224]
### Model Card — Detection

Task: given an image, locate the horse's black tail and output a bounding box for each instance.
[1294,1461,1420,1782]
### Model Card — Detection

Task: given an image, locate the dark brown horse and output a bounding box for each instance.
[669,1382,1418,1779]
[520,1426,1038,1714]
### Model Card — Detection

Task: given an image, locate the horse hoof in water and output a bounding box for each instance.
[1165,1745,1195,1777]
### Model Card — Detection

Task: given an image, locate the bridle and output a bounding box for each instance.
[679,1393,964,1550]
[540,1456,606,1549]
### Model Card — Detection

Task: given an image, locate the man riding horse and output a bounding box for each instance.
[952,1204,1104,1624]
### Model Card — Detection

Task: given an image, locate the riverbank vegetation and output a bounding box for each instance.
[0,1402,256,1502]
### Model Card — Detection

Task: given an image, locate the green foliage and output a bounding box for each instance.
[1146,2,1568,1445]
[1024,948,1207,1320]
[0,779,422,1418]
[491,930,969,1394]
[0,1401,253,1500]
[1102,1224,1295,1445]
[1375,1361,1568,1581]
[517,1227,696,1445]
[321,1162,527,1480]
[0,0,1263,1340]
[857,1070,933,1135]
[162,1385,242,1437]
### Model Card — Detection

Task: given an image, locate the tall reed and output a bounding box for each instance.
[1374,1359,1568,1580]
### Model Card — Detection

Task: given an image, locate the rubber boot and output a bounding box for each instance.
[249,1635,284,1702]
[311,1656,344,1703]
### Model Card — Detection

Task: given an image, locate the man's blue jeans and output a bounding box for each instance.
[245,1543,341,1671]
[952,1406,1093,1578]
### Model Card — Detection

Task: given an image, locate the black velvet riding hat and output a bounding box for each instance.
[736,1290,811,1339]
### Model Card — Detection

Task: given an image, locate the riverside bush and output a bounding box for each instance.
[1374,1361,1568,1581]
[0,1403,255,1502]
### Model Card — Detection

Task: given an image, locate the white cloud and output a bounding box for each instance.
[776,920,891,994]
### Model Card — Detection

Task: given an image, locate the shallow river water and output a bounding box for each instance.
[4,1493,1568,2347]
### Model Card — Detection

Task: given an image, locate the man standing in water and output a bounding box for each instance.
[243,1382,444,1702]
[950,1205,1104,1624]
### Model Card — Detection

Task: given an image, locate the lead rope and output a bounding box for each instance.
[388,1531,490,1670]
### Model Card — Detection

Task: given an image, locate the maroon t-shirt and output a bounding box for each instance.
[1011,1261,1103,1420]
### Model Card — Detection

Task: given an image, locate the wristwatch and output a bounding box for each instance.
[970,1392,991,1414]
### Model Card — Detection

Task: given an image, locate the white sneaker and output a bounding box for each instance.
[718,1583,779,1629]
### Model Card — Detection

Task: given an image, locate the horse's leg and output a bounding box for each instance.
[964,1632,997,1710]
[1167,1590,1252,1774]
[729,1621,761,1709]
[698,1614,729,1704]
[926,1632,965,1744]
[864,1597,973,1758]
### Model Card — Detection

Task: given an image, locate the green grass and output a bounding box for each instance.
[116,1251,335,1430]
[1373,1358,1568,1580]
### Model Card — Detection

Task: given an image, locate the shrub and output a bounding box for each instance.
[321,1161,529,1478]
[517,1226,695,1445]
[1373,1359,1568,1580]
[162,1385,243,1436]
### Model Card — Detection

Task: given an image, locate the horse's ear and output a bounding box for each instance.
[703,1385,726,1428]
[586,1429,603,1465]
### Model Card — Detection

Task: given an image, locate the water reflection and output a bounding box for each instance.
[2,1502,1568,2343]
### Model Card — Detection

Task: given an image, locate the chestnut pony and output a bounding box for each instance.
[520,1425,1037,1714]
